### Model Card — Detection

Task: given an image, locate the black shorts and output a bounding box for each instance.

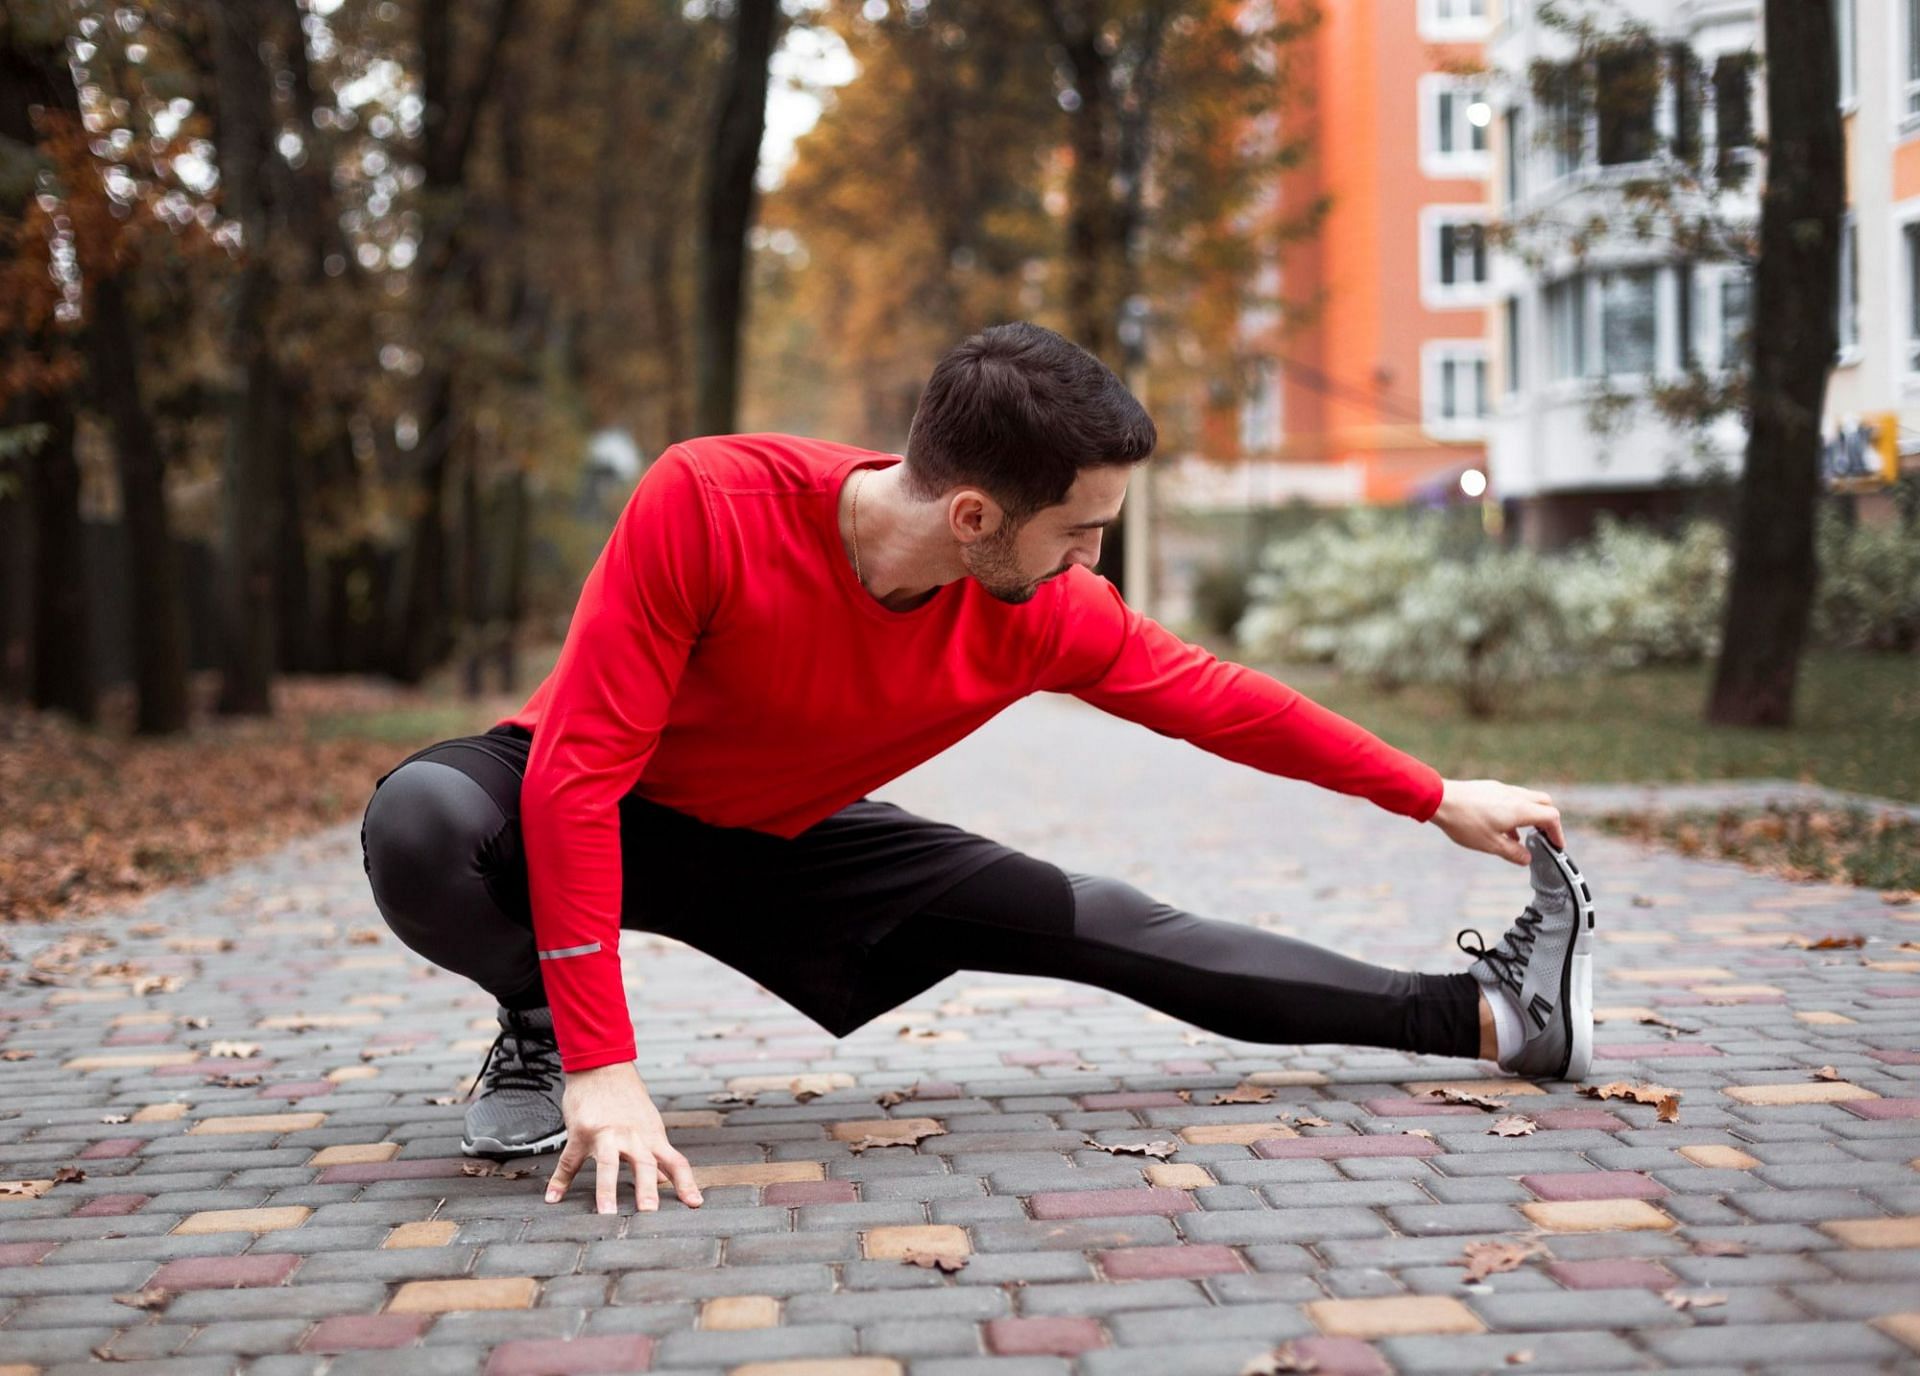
[365,724,1050,1036]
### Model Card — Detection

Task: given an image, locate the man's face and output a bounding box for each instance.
[961,465,1131,605]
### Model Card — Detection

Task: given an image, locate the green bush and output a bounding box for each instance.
[1814,508,1920,653]
[1556,514,1730,668]
[1189,562,1255,639]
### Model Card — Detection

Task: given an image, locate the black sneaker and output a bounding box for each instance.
[461,1005,567,1158]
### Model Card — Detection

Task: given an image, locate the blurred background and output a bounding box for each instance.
[1,0,1915,922]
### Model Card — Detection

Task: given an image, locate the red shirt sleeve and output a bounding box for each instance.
[519,445,719,1072]
[1036,568,1445,823]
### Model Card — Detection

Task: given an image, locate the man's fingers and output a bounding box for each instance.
[595,1148,622,1215]
[630,1151,659,1212]
[658,1147,704,1208]
[1498,828,1527,865]
[546,1137,587,1203]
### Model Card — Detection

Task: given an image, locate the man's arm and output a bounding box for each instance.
[519,445,717,1073]
[1035,568,1443,822]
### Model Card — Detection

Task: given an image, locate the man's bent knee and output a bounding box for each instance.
[361,759,503,939]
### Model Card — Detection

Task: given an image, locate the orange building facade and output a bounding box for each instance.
[1255,0,1494,504]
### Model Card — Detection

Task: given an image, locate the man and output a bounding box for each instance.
[360,321,1594,1218]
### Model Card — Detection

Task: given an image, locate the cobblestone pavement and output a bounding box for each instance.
[3,694,1919,1376]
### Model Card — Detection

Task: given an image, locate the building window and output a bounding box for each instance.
[1670,45,1702,165]
[1546,276,1588,380]
[1423,210,1490,305]
[1720,272,1751,373]
[1503,107,1524,206]
[1505,297,1523,395]
[1423,77,1492,176]
[1906,222,1920,370]
[1420,0,1490,41]
[1423,341,1490,438]
[1838,213,1859,362]
[1540,64,1586,181]
[1596,43,1659,166]
[1239,358,1283,453]
[1598,269,1658,376]
[1909,0,1920,119]
[1837,0,1857,109]
[1714,53,1755,178]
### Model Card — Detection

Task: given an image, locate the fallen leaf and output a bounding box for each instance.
[0,1180,53,1198]
[1505,1350,1534,1366]
[1212,1084,1276,1105]
[459,1162,495,1176]
[1240,1342,1320,1374]
[1636,1013,1697,1034]
[1811,1065,1843,1081]
[178,1016,212,1030]
[1631,894,1655,907]
[426,1094,459,1106]
[347,927,384,945]
[707,1090,759,1107]
[789,1075,838,1103]
[1489,1115,1537,1137]
[1073,1060,1099,1072]
[1401,1128,1437,1140]
[130,975,181,996]
[1288,1115,1332,1128]
[359,1046,410,1062]
[112,1287,172,1311]
[1880,890,1915,905]
[206,1074,262,1088]
[127,923,167,938]
[846,1122,948,1153]
[875,1089,912,1108]
[1662,1289,1727,1310]
[206,1040,259,1059]
[1576,1080,1681,1122]
[1083,1137,1180,1159]
[1456,1237,1549,1281]
[1427,1087,1510,1111]
[900,1247,967,1273]
[99,1114,130,1125]
[498,1166,537,1179]
[1789,933,1865,949]
[1,1049,35,1061]
[51,1165,85,1184]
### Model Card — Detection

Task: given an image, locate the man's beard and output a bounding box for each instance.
[965,522,1065,606]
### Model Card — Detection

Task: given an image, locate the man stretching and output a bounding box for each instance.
[360,321,1596,1217]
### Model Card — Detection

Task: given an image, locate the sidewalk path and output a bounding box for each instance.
[2,694,1917,1375]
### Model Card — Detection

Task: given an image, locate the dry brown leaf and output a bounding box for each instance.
[1576,1079,1681,1122]
[51,1165,85,1184]
[347,927,384,945]
[459,1161,495,1176]
[99,1114,130,1125]
[206,1040,259,1059]
[1456,1237,1549,1281]
[1074,1061,1098,1072]
[1,1049,35,1061]
[1811,1065,1844,1081]
[0,1180,53,1198]
[1288,1114,1332,1128]
[206,1073,262,1088]
[1427,1087,1510,1111]
[900,1247,967,1273]
[1489,1115,1537,1137]
[789,1075,838,1103]
[179,1016,212,1030]
[1885,891,1918,905]
[1083,1137,1180,1159]
[1211,1084,1276,1105]
[130,975,181,996]
[707,1090,759,1107]
[875,1088,912,1108]
[1789,933,1865,949]
[426,1094,460,1106]
[1240,1342,1320,1374]
[1662,1289,1727,1310]
[1505,1350,1534,1366]
[112,1286,172,1311]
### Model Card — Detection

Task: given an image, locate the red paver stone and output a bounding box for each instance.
[304,1314,432,1352]
[80,1137,143,1160]
[1255,1135,1439,1160]
[1521,1171,1666,1201]
[258,1080,334,1100]
[1546,1257,1677,1290]
[1029,1187,1195,1219]
[761,1180,858,1205]
[1594,1042,1722,1059]
[1079,1091,1189,1109]
[1870,1048,1920,1065]
[1529,1108,1630,1131]
[1840,1098,1920,1120]
[1002,1049,1081,1066]
[985,1316,1107,1357]
[1866,986,1920,998]
[484,1334,655,1374]
[684,1048,745,1066]
[1282,1337,1393,1375]
[74,1193,149,1217]
[151,1253,300,1290]
[319,1158,476,1184]
[0,1241,54,1265]
[1098,1244,1243,1280]
[1362,1097,1484,1117]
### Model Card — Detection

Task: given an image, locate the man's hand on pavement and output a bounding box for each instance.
[544,1062,703,1214]
[1430,777,1565,863]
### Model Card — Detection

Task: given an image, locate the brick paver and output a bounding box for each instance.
[3,693,1918,1372]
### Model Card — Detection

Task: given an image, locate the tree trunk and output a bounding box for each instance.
[1704,0,1843,727]
[693,0,778,436]
[25,398,93,723]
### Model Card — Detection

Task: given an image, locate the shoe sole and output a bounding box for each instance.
[461,1127,568,1160]
[1531,829,1596,1081]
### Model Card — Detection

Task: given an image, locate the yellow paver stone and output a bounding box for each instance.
[174,1206,312,1235]
[733,1363,902,1376]
[131,1103,187,1123]
[0,1364,41,1375]
[1593,1007,1667,1023]
[1178,1124,1299,1146]
[326,1066,380,1083]
[692,1162,823,1188]
[1615,967,1737,984]
[1821,1217,1920,1249]
[661,1110,724,1130]
[384,1220,459,1248]
[1722,1082,1880,1106]
[828,1118,943,1143]
[1679,1144,1759,1170]
[1521,1200,1676,1232]
[48,990,128,1006]
[111,1012,173,1026]
[188,1113,326,1136]
[1873,1314,1920,1355]
[1306,1295,1485,1338]
[310,1143,400,1166]
[699,1295,781,1329]
[0,1181,54,1201]
[1692,984,1785,997]
[64,1052,198,1070]
[726,1072,855,1096]
[388,1277,538,1312]
[347,993,406,1006]
[862,1225,970,1260]
[1402,1079,1545,1097]
[336,954,405,970]
[257,1013,380,1030]
[1794,1010,1858,1025]
[1146,1164,1215,1189]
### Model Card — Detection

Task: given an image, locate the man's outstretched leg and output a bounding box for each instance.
[862,827,1595,1080]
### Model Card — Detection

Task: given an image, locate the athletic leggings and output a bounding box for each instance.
[359,729,1484,1062]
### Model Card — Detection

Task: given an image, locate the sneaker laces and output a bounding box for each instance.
[465,1011,561,1101]
[1457,904,1545,1000]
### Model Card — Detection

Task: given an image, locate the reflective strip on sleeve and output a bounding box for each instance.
[536,941,602,960]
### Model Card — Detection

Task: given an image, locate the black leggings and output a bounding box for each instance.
[359,729,1484,1061]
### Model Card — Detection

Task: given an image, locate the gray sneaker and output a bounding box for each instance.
[462,1005,567,1158]
[1456,829,1596,1081]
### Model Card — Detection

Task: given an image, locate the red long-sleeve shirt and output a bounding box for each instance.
[500,433,1445,1071]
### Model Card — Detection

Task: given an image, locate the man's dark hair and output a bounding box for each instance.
[903,321,1156,524]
